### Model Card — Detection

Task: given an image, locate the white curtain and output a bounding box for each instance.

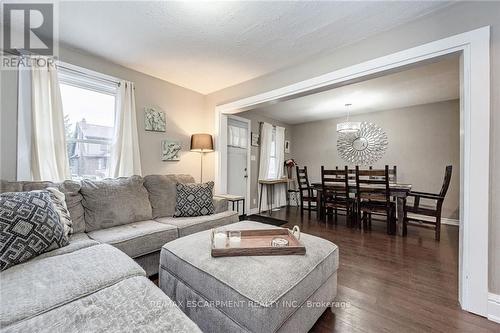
[275,126,287,207]
[109,81,142,177]
[258,123,287,210]
[19,58,71,181]
[258,122,273,211]
[228,125,248,149]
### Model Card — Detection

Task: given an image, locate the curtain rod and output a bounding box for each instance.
[259,121,284,129]
[4,51,133,89]
[57,62,122,86]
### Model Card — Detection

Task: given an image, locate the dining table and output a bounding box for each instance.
[310,182,412,236]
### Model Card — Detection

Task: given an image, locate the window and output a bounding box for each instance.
[267,128,277,179]
[227,118,248,149]
[58,66,117,180]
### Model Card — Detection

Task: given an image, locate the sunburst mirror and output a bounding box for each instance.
[337,122,388,165]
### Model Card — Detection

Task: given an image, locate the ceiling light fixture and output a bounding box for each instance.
[336,103,361,133]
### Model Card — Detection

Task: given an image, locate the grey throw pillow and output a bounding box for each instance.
[80,176,153,231]
[0,191,69,271]
[174,181,215,217]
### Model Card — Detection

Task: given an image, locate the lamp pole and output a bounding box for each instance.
[200,151,203,182]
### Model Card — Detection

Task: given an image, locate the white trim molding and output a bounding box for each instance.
[488,293,500,324]
[406,214,460,227]
[214,26,490,316]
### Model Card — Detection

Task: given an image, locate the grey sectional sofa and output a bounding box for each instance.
[0,174,239,276]
[0,174,239,332]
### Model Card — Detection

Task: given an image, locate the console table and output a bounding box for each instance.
[258,178,289,215]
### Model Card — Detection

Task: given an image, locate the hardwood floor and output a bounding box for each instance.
[264,207,499,333]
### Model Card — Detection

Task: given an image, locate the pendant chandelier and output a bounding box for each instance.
[336,103,361,133]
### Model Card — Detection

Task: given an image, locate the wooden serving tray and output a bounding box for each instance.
[211,228,306,257]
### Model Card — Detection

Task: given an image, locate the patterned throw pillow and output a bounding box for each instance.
[174,181,215,217]
[0,191,69,271]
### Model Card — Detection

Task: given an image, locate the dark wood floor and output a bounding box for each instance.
[262,207,500,333]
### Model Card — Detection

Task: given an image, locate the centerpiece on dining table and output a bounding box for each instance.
[210,226,305,257]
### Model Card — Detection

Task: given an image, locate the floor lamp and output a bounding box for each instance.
[190,133,214,182]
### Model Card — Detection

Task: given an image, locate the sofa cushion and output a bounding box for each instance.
[0,180,86,233]
[0,191,69,271]
[155,210,239,237]
[87,220,178,258]
[81,176,152,231]
[2,276,202,333]
[143,174,195,218]
[0,180,23,193]
[0,244,145,327]
[160,221,339,333]
[35,232,99,260]
[174,181,215,217]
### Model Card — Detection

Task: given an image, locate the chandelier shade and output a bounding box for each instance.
[336,121,361,133]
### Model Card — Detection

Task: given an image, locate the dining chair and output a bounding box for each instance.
[369,165,397,182]
[355,165,396,234]
[296,166,317,214]
[403,165,452,241]
[370,165,397,201]
[321,166,355,226]
[336,166,357,181]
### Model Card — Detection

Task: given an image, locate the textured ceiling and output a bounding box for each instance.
[57,1,452,94]
[249,56,460,124]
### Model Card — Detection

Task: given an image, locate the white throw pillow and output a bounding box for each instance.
[46,187,73,238]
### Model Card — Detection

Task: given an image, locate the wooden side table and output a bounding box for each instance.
[215,194,245,217]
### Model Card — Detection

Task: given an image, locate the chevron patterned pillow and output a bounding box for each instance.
[0,191,69,271]
[174,181,215,217]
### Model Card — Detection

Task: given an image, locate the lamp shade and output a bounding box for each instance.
[190,133,214,152]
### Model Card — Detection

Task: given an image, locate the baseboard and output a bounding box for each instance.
[400,213,459,226]
[488,293,500,324]
[441,218,459,226]
[249,208,259,215]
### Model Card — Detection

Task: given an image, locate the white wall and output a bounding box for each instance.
[292,100,460,219]
[0,45,209,181]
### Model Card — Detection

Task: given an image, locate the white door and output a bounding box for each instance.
[227,117,249,214]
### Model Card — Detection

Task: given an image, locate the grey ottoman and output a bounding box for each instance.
[159,221,339,333]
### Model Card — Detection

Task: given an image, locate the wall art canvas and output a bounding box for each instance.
[145,107,166,132]
[161,140,181,161]
[251,132,260,147]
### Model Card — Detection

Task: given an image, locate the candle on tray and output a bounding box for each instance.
[229,231,241,247]
[229,236,241,247]
[213,231,227,249]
